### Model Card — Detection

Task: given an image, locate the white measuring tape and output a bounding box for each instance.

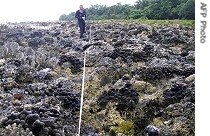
[78,24,92,136]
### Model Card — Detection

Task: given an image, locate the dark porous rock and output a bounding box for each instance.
[134,118,151,134]
[163,82,188,106]
[105,48,133,62]
[51,30,61,37]
[134,98,163,119]
[15,64,35,83]
[149,26,194,45]
[6,31,23,40]
[58,54,83,73]
[39,127,50,136]
[42,119,55,128]
[137,65,178,81]
[164,102,195,120]
[100,76,112,87]
[160,117,194,135]
[13,118,21,124]
[49,108,60,114]
[30,30,43,38]
[25,83,48,95]
[98,86,139,111]
[43,36,54,44]
[0,22,194,136]
[28,37,45,47]
[25,114,40,124]
[19,120,26,126]
[7,59,22,67]
[1,64,18,79]
[56,90,80,111]
[0,117,8,127]
[180,65,195,77]
[183,81,195,103]
[32,119,45,135]
[7,112,20,120]
[81,124,100,136]
[132,51,148,62]
[19,109,32,120]
[35,68,52,81]
[5,119,13,126]
[59,38,73,47]
[0,40,4,46]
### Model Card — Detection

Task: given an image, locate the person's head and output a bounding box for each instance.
[79,5,84,10]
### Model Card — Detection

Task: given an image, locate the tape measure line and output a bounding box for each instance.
[78,24,92,136]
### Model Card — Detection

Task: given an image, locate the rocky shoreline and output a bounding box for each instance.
[0,21,194,136]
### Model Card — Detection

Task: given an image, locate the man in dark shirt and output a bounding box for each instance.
[75,5,87,38]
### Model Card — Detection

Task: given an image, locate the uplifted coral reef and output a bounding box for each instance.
[0,21,194,136]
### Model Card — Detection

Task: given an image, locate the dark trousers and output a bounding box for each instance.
[78,19,86,38]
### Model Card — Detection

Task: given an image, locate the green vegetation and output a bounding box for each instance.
[88,19,194,26]
[134,19,194,25]
[59,0,195,21]
[111,121,135,136]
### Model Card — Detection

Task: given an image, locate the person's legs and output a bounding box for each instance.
[82,20,86,33]
[78,20,84,38]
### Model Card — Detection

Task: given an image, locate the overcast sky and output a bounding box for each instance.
[0,0,137,23]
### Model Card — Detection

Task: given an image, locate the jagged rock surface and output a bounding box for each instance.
[0,21,194,136]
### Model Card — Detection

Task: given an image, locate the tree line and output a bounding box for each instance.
[59,0,195,21]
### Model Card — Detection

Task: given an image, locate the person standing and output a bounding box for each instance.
[75,5,87,38]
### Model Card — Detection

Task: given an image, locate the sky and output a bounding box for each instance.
[0,0,137,23]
